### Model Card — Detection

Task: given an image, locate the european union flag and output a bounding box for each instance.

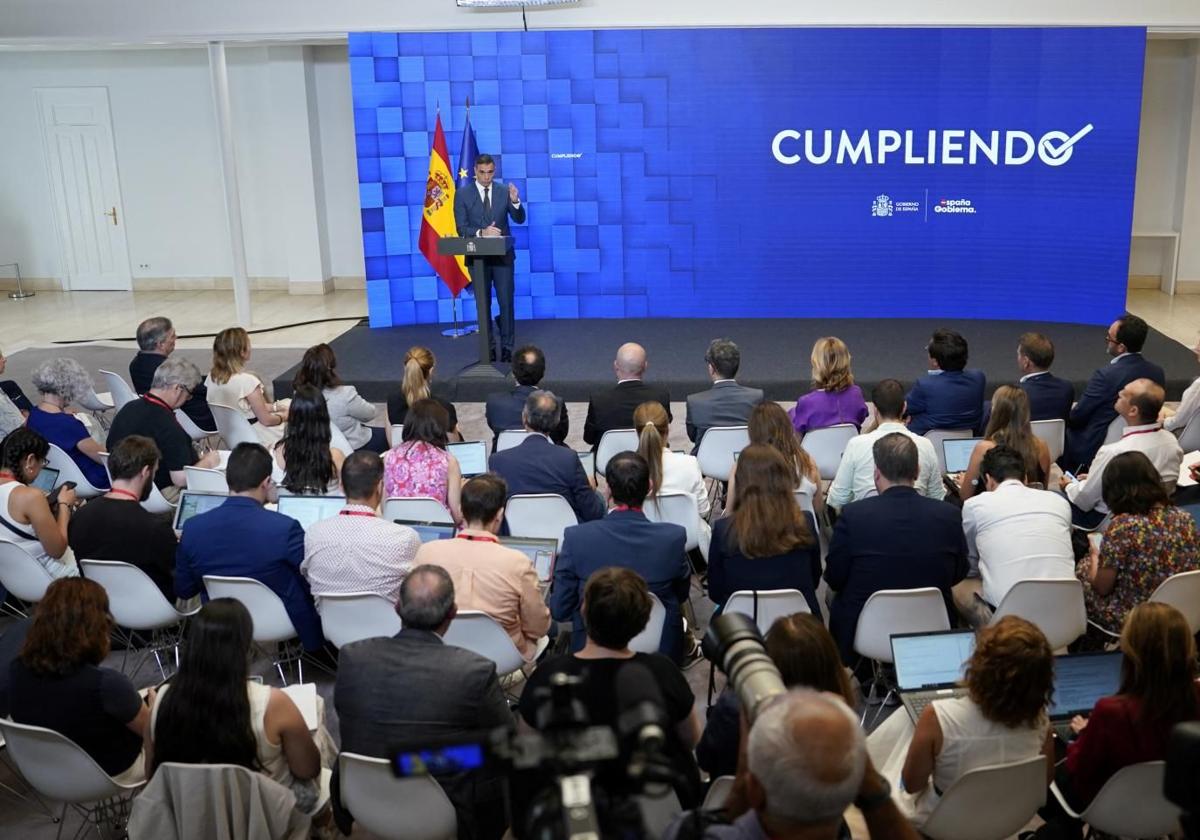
[456,103,480,188]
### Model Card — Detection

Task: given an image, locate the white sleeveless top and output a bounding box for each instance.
[0,481,73,578]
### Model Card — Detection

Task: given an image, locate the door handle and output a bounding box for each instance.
[103,207,118,226]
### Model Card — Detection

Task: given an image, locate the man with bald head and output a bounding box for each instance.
[583,342,672,449]
[1061,377,1182,528]
[665,689,918,840]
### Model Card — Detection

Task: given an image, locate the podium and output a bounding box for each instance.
[437,236,512,380]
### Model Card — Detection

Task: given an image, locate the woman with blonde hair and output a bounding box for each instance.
[205,327,288,447]
[789,336,869,435]
[728,401,823,512]
[633,401,711,553]
[958,385,1050,499]
[385,346,460,443]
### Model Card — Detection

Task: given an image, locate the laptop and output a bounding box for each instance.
[942,438,984,474]
[31,466,60,494]
[499,535,558,583]
[173,490,228,531]
[447,441,487,477]
[1049,651,1123,738]
[891,629,977,723]
[393,518,457,543]
[577,450,595,476]
[275,495,347,531]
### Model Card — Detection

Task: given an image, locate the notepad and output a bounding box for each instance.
[281,683,319,731]
[1175,450,1200,487]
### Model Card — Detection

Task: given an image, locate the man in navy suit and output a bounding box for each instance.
[905,329,987,435]
[1064,314,1166,471]
[453,153,526,363]
[1017,332,1075,422]
[175,443,323,651]
[484,345,568,448]
[489,390,604,523]
[824,433,969,665]
[550,451,692,663]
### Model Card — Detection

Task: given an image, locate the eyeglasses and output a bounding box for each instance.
[178,384,194,397]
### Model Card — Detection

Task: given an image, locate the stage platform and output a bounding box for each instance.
[273,318,1197,404]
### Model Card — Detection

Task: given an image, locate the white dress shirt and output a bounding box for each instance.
[1065,423,1183,513]
[301,505,422,604]
[962,479,1074,606]
[827,421,945,508]
[1165,376,1200,434]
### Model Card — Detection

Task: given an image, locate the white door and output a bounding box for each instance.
[35,87,132,291]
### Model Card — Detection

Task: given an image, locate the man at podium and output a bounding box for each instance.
[454,153,526,363]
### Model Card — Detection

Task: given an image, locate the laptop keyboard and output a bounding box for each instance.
[907,694,935,720]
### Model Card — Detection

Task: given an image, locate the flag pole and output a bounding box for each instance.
[442,96,479,339]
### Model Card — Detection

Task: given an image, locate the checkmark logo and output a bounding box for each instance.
[1037,123,1094,166]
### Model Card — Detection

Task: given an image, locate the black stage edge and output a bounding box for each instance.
[273,318,1197,404]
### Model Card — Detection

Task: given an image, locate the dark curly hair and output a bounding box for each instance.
[291,343,341,391]
[280,385,335,495]
[1,427,49,484]
[964,616,1054,728]
[19,578,112,676]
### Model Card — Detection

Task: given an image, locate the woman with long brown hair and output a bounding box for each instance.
[727,401,824,512]
[633,401,711,552]
[958,385,1050,499]
[205,326,288,447]
[292,342,385,453]
[385,346,461,443]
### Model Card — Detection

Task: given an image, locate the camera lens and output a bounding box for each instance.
[704,613,787,723]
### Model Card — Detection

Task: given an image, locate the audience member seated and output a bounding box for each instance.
[27,357,109,489]
[707,445,821,615]
[958,385,1052,500]
[68,435,178,601]
[7,578,150,782]
[635,400,711,553]
[129,315,215,429]
[334,565,512,840]
[147,599,330,816]
[0,385,23,437]
[1061,378,1182,528]
[728,401,824,512]
[0,614,31,718]
[1016,331,1075,423]
[292,342,385,454]
[413,474,550,660]
[1040,603,1199,836]
[697,613,855,780]
[382,397,463,524]
[524,567,702,807]
[175,443,323,651]
[825,433,968,664]
[302,451,420,606]
[905,328,986,435]
[789,336,869,435]
[385,346,460,441]
[274,385,345,495]
[685,338,764,450]
[1065,314,1165,471]
[485,344,568,447]
[870,617,1053,828]
[0,346,32,416]
[1076,451,1200,639]
[206,326,288,447]
[667,689,920,840]
[0,428,78,578]
[1163,331,1200,436]
[107,356,219,498]
[583,342,671,449]
[489,390,604,523]
[953,445,1073,627]
[828,379,944,509]
[550,452,691,662]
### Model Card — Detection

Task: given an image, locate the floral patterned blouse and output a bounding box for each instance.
[383,440,450,506]
[1078,506,1199,632]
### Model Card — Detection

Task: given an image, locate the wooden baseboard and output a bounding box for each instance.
[1128,274,1161,289]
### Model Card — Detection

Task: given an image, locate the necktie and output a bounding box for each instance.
[483,186,492,223]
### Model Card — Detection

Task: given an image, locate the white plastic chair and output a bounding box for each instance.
[387,424,404,447]
[78,387,115,431]
[702,776,735,811]
[317,592,402,648]
[800,423,858,481]
[209,402,260,450]
[381,496,454,524]
[141,481,176,515]
[99,369,138,409]
[185,466,229,493]
[724,589,811,636]
[0,718,145,837]
[504,493,579,551]
[329,422,353,456]
[1177,412,1200,453]
[496,429,533,452]
[338,753,456,840]
[1050,761,1180,839]
[1030,419,1066,463]
[1149,569,1200,634]
[45,441,106,498]
[203,575,304,685]
[921,756,1048,840]
[924,429,973,474]
[0,540,56,613]
[628,593,667,654]
[595,428,639,477]
[988,578,1086,651]
[1103,414,1127,446]
[644,492,702,555]
[174,408,217,441]
[442,610,526,678]
[696,425,750,483]
[79,559,199,679]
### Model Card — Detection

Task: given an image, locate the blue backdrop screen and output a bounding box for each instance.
[349,27,1146,327]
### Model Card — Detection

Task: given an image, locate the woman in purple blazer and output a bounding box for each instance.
[789,336,869,435]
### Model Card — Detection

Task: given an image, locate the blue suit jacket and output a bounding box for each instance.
[1065,354,1166,470]
[1019,372,1076,423]
[550,510,691,661]
[453,179,526,241]
[175,496,323,650]
[823,487,968,663]
[905,369,987,435]
[484,385,568,446]
[489,435,605,523]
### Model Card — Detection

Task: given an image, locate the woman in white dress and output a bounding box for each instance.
[634,400,711,555]
[206,327,289,448]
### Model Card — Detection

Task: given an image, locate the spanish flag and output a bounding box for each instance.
[418,113,470,296]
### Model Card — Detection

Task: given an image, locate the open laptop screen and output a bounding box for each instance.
[942,438,984,473]
[447,441,488,477]
[498,536,558,582]
[892,629,976,691]
[275,495,346,531]
[173,491,227,531]
[393,518,457,543]
[1049,652,1123,720]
